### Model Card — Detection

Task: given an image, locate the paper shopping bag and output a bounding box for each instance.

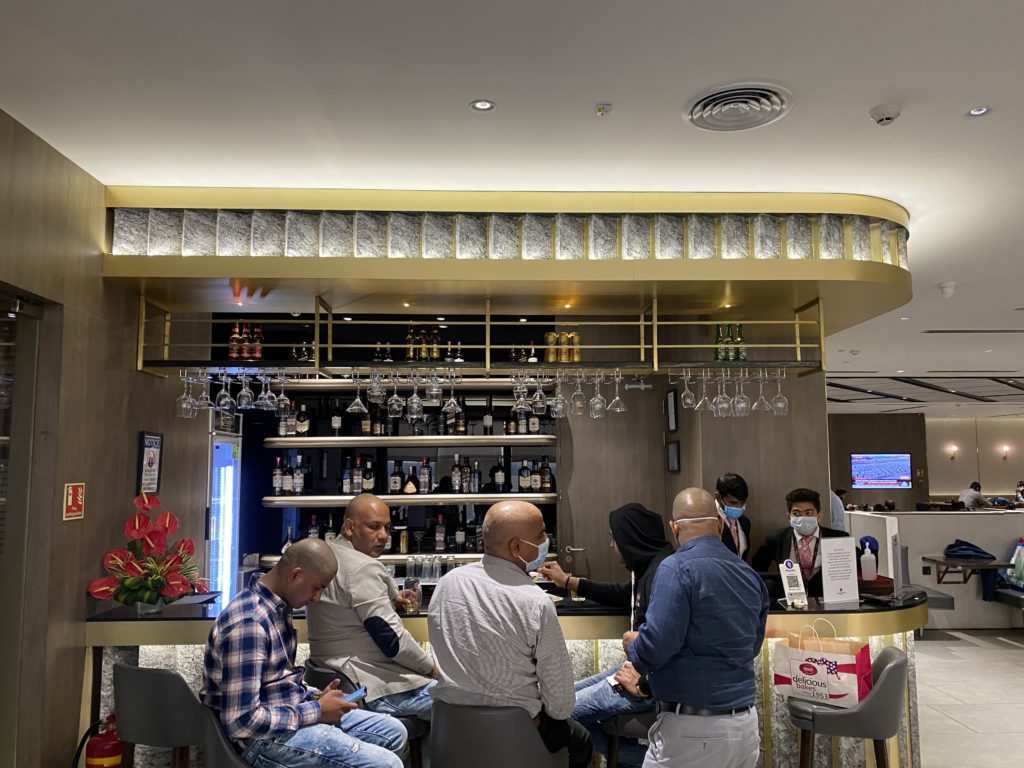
[773,623,873,709]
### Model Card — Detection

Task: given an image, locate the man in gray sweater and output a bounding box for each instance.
[307,493,436,721]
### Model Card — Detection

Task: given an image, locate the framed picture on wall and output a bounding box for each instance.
[666,440,681,473]
[137,431,163,494]
[666,390,678,432]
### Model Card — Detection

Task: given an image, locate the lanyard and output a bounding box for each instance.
[630,571,636,630]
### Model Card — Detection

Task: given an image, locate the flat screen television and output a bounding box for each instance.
[850,453,912,489]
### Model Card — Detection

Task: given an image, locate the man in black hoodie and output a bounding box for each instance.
[539,502,674,767]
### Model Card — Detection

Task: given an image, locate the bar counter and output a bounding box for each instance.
[85,592,927,768]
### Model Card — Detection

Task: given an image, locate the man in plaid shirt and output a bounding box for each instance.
[202,538,407,767]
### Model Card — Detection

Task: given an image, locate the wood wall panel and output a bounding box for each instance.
[0,108,209,768]
[828,414,928,508]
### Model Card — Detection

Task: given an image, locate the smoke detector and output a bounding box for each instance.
[686,83,792,131]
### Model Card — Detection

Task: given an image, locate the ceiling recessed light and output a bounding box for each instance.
[724,303,732,309]
[470,99,495,112]
[343,316,353,321]
[985,349,994,353]
[563,303,572,309]
[899,317,910,321]
[519,317,528,323]
[402,302,411,308]
[437,316,445,321]
[967,106,990,117]
[897,370,905,373]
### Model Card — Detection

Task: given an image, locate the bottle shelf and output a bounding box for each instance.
[262,492,559,508]
[659,360,815,369]
[264,435,557,449]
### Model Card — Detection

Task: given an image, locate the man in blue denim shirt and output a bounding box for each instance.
[623,488,769,768]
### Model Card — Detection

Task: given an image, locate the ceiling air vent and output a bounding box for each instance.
[686,83,792,132]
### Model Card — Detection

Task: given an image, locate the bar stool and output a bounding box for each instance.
[113,663,203,768]
[786,646,908,768]
[431,699,568,768]
[304,659,428,768]
[601,711,656,768]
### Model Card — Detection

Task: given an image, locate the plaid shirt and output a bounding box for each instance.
[201,573,320,740]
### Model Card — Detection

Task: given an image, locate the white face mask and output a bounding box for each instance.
[790,516,819,537]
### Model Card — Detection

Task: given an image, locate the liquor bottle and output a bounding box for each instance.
[281,525,295,553]
[724,323,736,362]
[539,456,552,492]
[307,514,320,539]
[403,464,420,494]
[451,454,462,494]
[383,341,394,363]
[228,321,241,360]
[444,341,453,362]
[340,457,353,494]
[713,324,724,361]
[454,342,465,363]
[455,522,466,553]
[735,323,747,362]
[445,407,457,437]
[528,409,540,434]
[360,409,371,436]
[527,343,538,364]
[434,514,446,553]
[517,409,528,435]
[455,400,467,435]
[295,404,310,435]
[390,462,404,493]
[281,458,294,495]
[506,409,518,435]
[278,412,288,437]
[352,455,363,493]
[518,460,532,493]
[240,323,252,360]
[287,401,298,435]
[406,324,415,360]
[372,406,384,436]
[331,399,342,436]
[362,460,375,493]
[252,324,264,360]
[459,455,470,493]
[324,513,337,542]
[419,330,429,362]
[272,456,284,495]
[431,327,441,361]
[493,455,507,493]
[418,457,432,494]
[293,455,305,495]
[509,344,518,362]
[482,396,494,435]
[373,341,383,363]
[470,461,482,494]
[518,345,529,364]
[530,461,542,491]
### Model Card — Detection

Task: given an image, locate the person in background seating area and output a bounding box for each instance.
[884,499,897,511]
[829,488,848,532]
[958,481,991,510]
[623,488,769,768]
[201,539,407,768]
[539,502,674,767]
[715,472,753,561]
[752,488,854,599]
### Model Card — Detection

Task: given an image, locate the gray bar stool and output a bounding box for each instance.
[113,663,203,768]
[430,699,568,768]
[601,711,656,768]
[304,659,428,768]
[786,646,908,768]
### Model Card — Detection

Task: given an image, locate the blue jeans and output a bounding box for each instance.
[367,680,437,722]
[573,669,655,768]
[242,709,407,768]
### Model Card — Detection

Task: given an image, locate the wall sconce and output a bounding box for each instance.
[1002,444,1010,461]
[950,445,959,460]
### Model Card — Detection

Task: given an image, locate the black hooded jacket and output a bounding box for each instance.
[575,503,675,630]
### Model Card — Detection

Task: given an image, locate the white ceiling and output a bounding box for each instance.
[2,0,1023,402]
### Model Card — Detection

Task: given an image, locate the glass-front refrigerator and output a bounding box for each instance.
[209,422,242,611]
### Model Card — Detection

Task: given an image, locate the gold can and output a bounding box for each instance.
[399,529,409,554]
[544,332,557,363]
[557,332,571,363]
[570,331,582,363]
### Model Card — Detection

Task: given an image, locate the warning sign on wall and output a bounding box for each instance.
[63,482,85,521]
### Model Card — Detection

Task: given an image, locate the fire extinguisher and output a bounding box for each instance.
[73,713,122,768]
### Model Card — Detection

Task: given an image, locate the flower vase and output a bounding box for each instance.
[136,599,165,616]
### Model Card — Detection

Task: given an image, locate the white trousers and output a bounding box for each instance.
[641,706,760,768]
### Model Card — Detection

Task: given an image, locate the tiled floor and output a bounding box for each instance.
[917,629,1024,768]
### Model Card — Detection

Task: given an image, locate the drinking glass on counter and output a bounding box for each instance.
[402,577,421,612]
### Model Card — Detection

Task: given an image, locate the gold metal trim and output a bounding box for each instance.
[762,603,927,638]
[104,189,910,228]
[263,435,557,449]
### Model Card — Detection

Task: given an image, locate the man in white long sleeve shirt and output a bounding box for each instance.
[307,494,436,721]
[428,500,593,768]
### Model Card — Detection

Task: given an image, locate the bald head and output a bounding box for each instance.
[483,501,547,570]
[265,538,338,609]
[344,492,388,523]
[342,493,392,558]
[277,538,336,578]
[669,487,722,545]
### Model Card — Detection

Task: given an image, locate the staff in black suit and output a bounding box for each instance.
[751,488,852,598]
[715,472,752,561]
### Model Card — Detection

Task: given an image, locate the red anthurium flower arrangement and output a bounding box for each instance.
[88,494,208,607]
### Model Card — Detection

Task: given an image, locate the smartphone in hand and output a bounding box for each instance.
[343,686,368,704]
